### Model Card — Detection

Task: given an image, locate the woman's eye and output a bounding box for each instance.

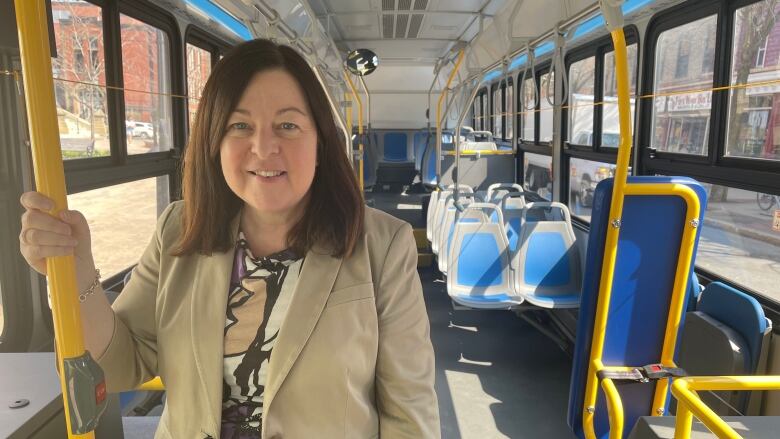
[280,122,298,130]
[228,122,250,131]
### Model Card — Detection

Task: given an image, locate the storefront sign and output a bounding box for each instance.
[666,91,712,112]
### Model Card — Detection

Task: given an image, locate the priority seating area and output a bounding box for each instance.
[426,182,583,310]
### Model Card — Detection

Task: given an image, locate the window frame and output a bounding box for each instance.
[640,0,780,195]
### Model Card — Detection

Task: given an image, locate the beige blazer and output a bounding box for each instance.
[96,201,440,438]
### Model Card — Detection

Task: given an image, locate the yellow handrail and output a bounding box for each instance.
[138,377,165,391]
[14,1,94,437]
[582,25,702,439]
[582,26,634,439]
[436,50,464,184]
[672,376,780,439]
[344,71,363,192]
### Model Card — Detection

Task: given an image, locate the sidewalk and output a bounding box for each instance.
[704,200,780,247]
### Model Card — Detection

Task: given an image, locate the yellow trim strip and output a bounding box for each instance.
[441,150,514,156]
[14,1,93,437]
[344,71,363,192]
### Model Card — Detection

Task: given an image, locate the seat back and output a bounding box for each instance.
[567,176,708,439]
[497,192,527,254]
[447,203,520,308]
[676,282,771,416]
[426,190,440,241]
[382,132,409,162]
[512,202,582,309]
[486,183,524,204]
[437,194,482,273]
[429,185,474,249]
[414,131,429,172]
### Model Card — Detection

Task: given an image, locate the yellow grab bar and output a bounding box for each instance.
[14,1,94,437]
[436,49,464,183]
[344,71,363,192]
[672,376,780,439]
[137,376,165,391]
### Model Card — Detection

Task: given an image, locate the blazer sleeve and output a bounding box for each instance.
[375,223,441,438]
[95,202,177,392]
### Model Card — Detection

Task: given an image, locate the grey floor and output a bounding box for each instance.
[368,188,576,438]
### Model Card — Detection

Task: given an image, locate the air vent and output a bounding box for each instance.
[382,14,395,38]
[382,0,395,11]
[395,14,408,38]
[413,0,428,10]
[407,14,423,38]
[398,0,412,10]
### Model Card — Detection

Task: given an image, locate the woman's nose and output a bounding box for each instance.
[249,128,280,158]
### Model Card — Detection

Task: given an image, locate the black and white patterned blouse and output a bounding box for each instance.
[220,232,303,439]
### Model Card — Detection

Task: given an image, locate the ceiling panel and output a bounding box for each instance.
[431,0,486,13]
[419,12,472,39]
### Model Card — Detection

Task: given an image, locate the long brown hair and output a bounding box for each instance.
[174,39,364,258]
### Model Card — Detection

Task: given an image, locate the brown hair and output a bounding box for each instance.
[174,39,364,258]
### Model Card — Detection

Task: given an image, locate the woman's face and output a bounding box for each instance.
[220,69,318,218]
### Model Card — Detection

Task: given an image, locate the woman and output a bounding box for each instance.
[19,39,440,438]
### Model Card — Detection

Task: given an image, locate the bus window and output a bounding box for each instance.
[67,177,170,279]
[50,0,110,161]
[696,184,780,302]
[602,44,638,148]
[569,157,615,221]
[540,71,554,143]
[568,56,596,146]
[187,43,212,127]
[521,77,535,142]
[651,15,717,156]
[523,152,552,199]
[120,14,173,155]
[506,82,514,140]
[726,2,780,162]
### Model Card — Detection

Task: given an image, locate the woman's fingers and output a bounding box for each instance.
[20,191,55,211]
[23,244,75,260]
[21,209,72,236]
[21,228,78,247]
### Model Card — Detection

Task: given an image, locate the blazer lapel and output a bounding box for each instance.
[190,217,240,432]
[263,244,342,412]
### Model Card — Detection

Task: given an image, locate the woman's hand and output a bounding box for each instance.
[19,192,96,282]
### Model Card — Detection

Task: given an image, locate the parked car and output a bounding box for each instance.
[132,122,154,139]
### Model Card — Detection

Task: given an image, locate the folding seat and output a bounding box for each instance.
[447,203,523,309]
[511,202,582,309]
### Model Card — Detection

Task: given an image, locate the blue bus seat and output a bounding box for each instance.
[382,132,409,162]
[429,186,474,251]
[567,176,708,439]
[436,193,482,273]
[511,202,581,309]
[489,192,526,254]
[447,203,523,309]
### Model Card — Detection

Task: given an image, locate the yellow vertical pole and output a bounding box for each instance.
[13,1,94,438]
[344,71,363,192]
[436,50,464,183]
[582,27,632,439]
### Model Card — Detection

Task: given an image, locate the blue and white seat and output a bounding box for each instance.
[496,192,527,254]
[447,203,523,309]
[511,202,581,309]
[485,183,524,205]
[428,184,473,246]
[437,194,482,274]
